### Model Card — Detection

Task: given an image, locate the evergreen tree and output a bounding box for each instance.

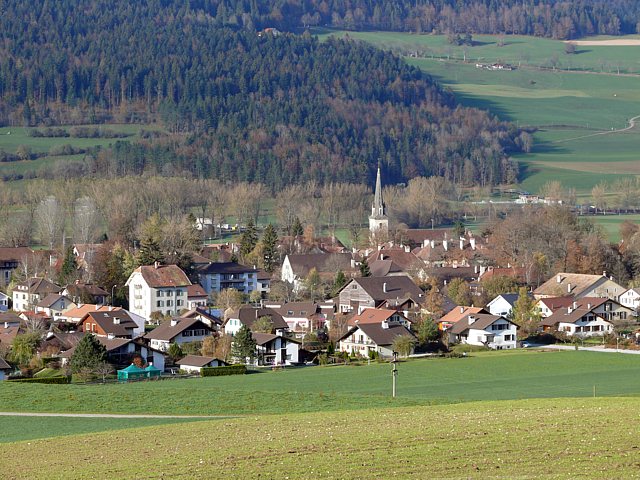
[232,325,257,363]
[511,287,540,337]
[332,270,347,296]
[292,217,304,237]
[261,224,279,273]
[137,235,163,266]
[10,332,41,367]
[70,334,107,374]
[167,342,184,362]
[240,219,259,258]
[58,245,78,285]
[359,258,371,277]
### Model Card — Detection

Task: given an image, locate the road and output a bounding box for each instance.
[536,344,640,355]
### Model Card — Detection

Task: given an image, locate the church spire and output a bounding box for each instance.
[372,164,384,217]
[369,163,388,238]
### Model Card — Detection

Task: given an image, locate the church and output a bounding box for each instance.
[369,165,389,239]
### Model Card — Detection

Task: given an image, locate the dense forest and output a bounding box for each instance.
[0,1,522,188]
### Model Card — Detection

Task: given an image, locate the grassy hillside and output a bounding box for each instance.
[2,397,639,479]
[317,31,640,195]
[1,351,639,416]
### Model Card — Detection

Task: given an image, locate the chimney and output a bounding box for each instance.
[443,240,448,251]
[381,320,389,329]
[170,319,178,327]
[557,275,562,283]
[107,333,115,339]
[468,315,476,325]
[603,271,607,277]
[154,261,160,269]
[460,306,465,314]
[404,245,410,253]
[587,303,592,309]
[474,265,478,274]
[459,237,464,250]
[3,321,7,329]
[430,240,435,248]
[383,282,388,293]
[423,239,428,248]
[113,317,120,324]
[567,283,572,293]
[470,237,476,250]
[255,309,259,318]
[567,306,573,314]
[75,279,80,284]
[572,301,577,310]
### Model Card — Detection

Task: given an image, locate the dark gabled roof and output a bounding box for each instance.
[84,310,138,336]
[273,302,318,318]
[256,269,271,281]
[235,306,288,331]
[449,314,516,334]
[176,355,227,367]
[252,332,300,346]
[369,259,405,277]
[0,357,10,369]
[15,277,61,295]
[133,264,191,288]
[0,312,22,325]
[60,335,132,358]
[65,283,108,297]
[286,253,354,277]
[197,262,257,275]
[343,322,415,347]
[37,293,72,308]
[144,318,212,342]
[0,247,34,263]
[498,293,520,305]
[186,284,208,298]
[541,306,611,327]
[348,276,424,303]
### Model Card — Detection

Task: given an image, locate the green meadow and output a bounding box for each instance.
[318,30,640,195]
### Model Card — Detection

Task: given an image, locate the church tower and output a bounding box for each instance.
[369,165,389,237]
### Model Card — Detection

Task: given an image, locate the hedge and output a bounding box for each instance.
[201,365,246,377]
[8,376,71,384]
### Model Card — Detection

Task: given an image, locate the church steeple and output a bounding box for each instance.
[369,163,388,237]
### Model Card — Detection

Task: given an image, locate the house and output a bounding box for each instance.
[437,306,489,331]
[535,297,633,323]
[533,272,626,301]
[186,284,208,310]
[196,262,258,295]
[256,270,271,294]
[224,306,288,336]
[253,333,300,366]
[338,276,424,314]
[541,304,614,337]
[79,310,141,338]
[0,247,34,287]
[366,246,427,279]
[0,357,11,380]
[35,294,77,321]
[265,302,321,338]
[12,277,61,312]
[347,308,411,328]
[179,307,223,330]
[0,322,20,350]
[144,317,214,352]
[62,304,121,324]
[0,291,9,312]
[338,315,415,358]
[63,282,108,305]
[176,355,229,373]
[448,313,518,349]
[619,288,640,314]
[281,253,356,291]
[0,312,22,328]
[487,293,522,317]
[125,263,192,320]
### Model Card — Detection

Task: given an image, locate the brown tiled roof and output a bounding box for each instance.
[0,247,34,263]
[449,313,513,334]
[64,305,120,322]
[187,284,208,298]
[367,248,424,273]
[343,322,415,347]
[541,305,610,327]
[177,355,226,367]
[136,264,191,288]
[234,307,288,331]
[0,325,20,346]
[349,276,424,303]
[534,273,608,298]
[84,310,138,337]
[439,306,488,324]
[144,318,212,342]
[37,294,72,308]
[538,296,607,313]
[60,335,132,358]
[369,259,405,277]
[273,302,318,318]
[0,312,22,325]
[348,308,398,327]
[401,229,448,247]
[15,277,61,295]
[286,253,355,277]
[426,266,478,282]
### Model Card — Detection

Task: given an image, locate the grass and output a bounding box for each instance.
[316,30,640,196]
[0,415,205,443]
[1,351,639,417]
[589,214,640,242]
[2,397,640,478]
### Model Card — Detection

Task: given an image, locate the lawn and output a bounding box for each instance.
[1,351,639,416]
[0,415,206,443]
[589,214,640,242]
[2,397,639,479]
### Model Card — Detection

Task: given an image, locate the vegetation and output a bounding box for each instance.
[2,397,640,478]
[69,334,107,375]
[201,365,247,377]
[231,325,256,363]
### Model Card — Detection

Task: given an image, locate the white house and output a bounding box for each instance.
[619,288,640,314]
[176,355,228,373]
[186,284,208,310]
[35,294,77,322]
[12,277,61,312]
[196,262,258,295]
[253,332,300,366]
[448,314,518,350]
[224,307,289,336]
[534,272,626,301]
[535,297,633,323]
[338,315,415,358]
[125,263,192,321]
[281,253,356,292]
[486,293,521,317]
[541,305,614,337]
[144,317,214,352]
[264,301,322,338]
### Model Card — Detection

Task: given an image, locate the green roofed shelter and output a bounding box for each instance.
[144,364,162,379]
[117,363,146,382]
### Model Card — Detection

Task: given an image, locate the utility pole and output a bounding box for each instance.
[391,351,398,398]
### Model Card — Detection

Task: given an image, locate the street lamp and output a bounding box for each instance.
[111,284,117,306]
[391,351,399,398]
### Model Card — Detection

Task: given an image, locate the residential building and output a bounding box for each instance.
[196,262,257,295]
[63,282,109,305]
[338,314,415,358]
[347,308,411,328]
[281,252,356,291]
[253,333,300,366]
[125,263,192,320]
[533,272,626,301]
[176,355,229,373]
[186,284,208,310]
[144,317,213,352]
[224,306,288,336]
[60,336,166,371]
[437,306,489,330]
[338,276,424,314]
[448,313,518,349]
[541,305,614,337]
[35,294,77,321]
[12,277,61,312]
[619,288,640,314]
[256,270,271,294]
[0,247,34,287]
[266,302,321,338]
[535,297,633,323]
[79,310,141,338]
[487,293,521,317]
[179,308,223,330]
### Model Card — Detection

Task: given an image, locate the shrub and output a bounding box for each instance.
[201,364,247,377]
[8,376,71,384]
[450,344,490,354]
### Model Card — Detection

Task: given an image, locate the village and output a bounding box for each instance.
[0,167,638,383]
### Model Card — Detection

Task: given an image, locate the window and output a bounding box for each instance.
[177,300,183,307]
[166,300,173,307]
[183,330,193,337]
[157,291,164,297]
[156,300,164,307]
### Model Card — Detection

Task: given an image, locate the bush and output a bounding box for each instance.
[201,364,247,377]
[450,344,490,354]
[8,375,70,384]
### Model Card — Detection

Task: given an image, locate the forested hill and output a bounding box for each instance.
[0,1,521,188]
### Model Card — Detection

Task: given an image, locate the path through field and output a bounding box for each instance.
[551,114,640,144]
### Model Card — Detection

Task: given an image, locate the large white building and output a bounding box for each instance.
[125,263,192,321]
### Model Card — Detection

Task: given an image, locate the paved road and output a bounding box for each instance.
[0,412,237,419]
[537,344,640,355]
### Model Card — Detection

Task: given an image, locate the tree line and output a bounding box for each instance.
[0,1,521,188]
